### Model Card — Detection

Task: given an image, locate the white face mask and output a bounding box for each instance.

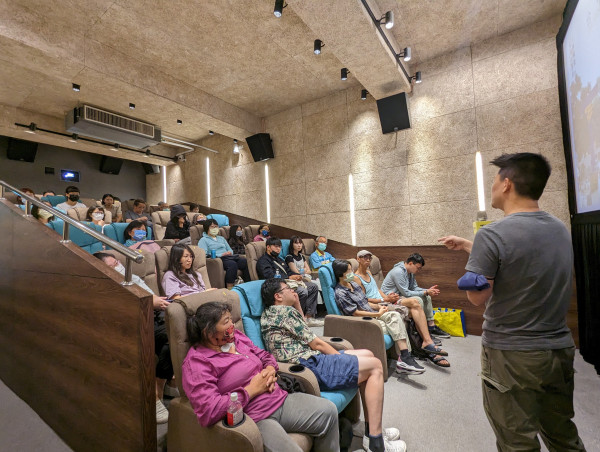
[114,263,125,274]
[92,212,104,221]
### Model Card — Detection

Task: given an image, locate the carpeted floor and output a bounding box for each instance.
[1,333,598,452]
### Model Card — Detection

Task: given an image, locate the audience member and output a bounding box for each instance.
[182,301,340,451]
[17,187,36,206]
[189,203,206,224]
[124,220,160,253]
[257,237,322,327]
[31,204,54,224]
[42,190,55,197]
[161,244,210,299]
[333,260,434,373]
[164,204,192,244]
[310,235,335,269]
[85,206,106,227]
[93,251,174,424]
[439,152,585,451]
[158,201,169,211]
[227,224,247,255]
[253,224,270,242]
[125,199,153,230]
[102,194,123,222]
[198,219,249,288]
[354,251,450,365]
[260,278,405,452]
[285,236,310,276]
[56,186,87,212]
[381,253,450,339]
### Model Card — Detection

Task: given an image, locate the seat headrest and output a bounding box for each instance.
[232,280,267,349]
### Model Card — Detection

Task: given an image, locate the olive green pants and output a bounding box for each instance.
[480,346,586,452]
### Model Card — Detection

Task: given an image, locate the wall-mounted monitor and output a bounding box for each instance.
[60,169,80,182]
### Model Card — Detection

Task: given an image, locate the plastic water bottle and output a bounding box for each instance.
[227,392,243,426]
[275,269,281,279]
[298,264,305,276]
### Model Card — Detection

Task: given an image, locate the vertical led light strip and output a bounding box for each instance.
[206,157,210,207]
[265,164,271,223]
[161,166,167,203]
[475,151,486,211]
[348,174,356,246]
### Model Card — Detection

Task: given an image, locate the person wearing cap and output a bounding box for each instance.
[309,236,335,269]
[355,250,450,365]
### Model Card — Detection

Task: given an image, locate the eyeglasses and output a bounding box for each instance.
[276,285,292,294]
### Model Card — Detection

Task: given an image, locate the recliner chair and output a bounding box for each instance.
[155,245,213,296]
[66,206,113,224]
[151,211,196,240]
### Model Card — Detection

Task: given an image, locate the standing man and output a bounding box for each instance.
[439,152,585,451]
[309,235,335,269]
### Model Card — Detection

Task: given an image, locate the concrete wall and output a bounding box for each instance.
[155,16,569,246]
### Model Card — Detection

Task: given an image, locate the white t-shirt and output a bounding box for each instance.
[56,201,87,212]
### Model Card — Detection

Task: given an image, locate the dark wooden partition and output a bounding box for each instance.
[192,204,578,341]
[0,200,156,451]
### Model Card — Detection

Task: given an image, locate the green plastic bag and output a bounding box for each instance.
[433,307,466,337]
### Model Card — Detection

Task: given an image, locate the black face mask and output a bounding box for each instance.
[68,194,80,202]
[270,251,280,258]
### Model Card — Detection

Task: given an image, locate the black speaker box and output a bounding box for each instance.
[245,133,274,162]
[7,138,38,162]
[142,163,161,174]
[99,155,123,175]
[376,92,411,134]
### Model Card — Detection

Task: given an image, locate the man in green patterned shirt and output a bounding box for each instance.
[260,278,406,452]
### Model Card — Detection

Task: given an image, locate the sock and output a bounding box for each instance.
[399,349,410,361]
[364,422,369,437]
[369,434,384,452]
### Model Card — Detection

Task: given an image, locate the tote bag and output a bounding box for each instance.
[433,307,466,337]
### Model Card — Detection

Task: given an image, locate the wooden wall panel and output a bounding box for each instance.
[0,200,156,451]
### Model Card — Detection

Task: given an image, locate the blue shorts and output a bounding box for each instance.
[299,351,359,391]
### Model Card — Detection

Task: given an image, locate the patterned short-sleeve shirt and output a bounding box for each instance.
[261,305,320,364]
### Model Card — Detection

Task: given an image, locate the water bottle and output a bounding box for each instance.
[298,263,305,276]
[275,269,281,279]
[227,392,243,426]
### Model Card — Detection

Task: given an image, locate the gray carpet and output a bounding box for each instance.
[1,333,598,452]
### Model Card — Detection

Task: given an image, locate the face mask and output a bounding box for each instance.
[345,272,355,283]
[68,194,80,202]
[92,212,104,221]
[133,229,146,241]
[318,243,327,252]
[235,230,243,237]
[38,209,54,221]
[261,229,269,237]
[270,251,280,258]
[222,324,235,343]
[114,263,125,274]
[209,227,219,237]
[162,208,169,211]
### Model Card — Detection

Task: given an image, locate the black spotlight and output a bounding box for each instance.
[177,119,182,125]
[209,130,215,136]
[341,68,349,81]
[314,39,323,55]
[274,0,284,17]
[129,102,135,110]
[361,89,368,101]
[72,83,80,92]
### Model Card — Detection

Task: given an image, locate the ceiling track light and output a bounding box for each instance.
[361,89,368,100]
[25,122,37,134]
[273,0,287,17]
[397,47,411,62]
[68,133,78,143]
[111,143,120,151]
[411,71,422,84]
[379,10,394,29]
[209,130,215,136]
[341,68,349,81]
[129,102,135,110]
[314,39,324,55]
[72,83,80,92]
[145,149,151,157]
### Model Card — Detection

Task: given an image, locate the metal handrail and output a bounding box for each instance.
[0,180,143,285]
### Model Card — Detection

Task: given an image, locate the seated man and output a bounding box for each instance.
[157,201,169,211]
[55,185,87,212]
[125,198,154,230]
[354,250,450,366]
[381,253,450,339]
[332,260,432,373]
[309,235,335,270]
[260,278,406,452]
[257,237,322,327]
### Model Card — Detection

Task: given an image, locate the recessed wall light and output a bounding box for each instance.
[72,83,80,92]
[129,103,135,110]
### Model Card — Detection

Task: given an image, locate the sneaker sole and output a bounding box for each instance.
[396,367,425,374]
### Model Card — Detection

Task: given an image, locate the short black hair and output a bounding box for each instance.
[102,194,114,204]
[133,198,146,207]
[491,153,551,201]
[333,259,351,281]
[124,220,146,239]
[187,302,232,347]
[93,251,114,262]
[266,236,282,247]
[65,186,79,194]
[406,253,425,266]
[43,190,55,196]
[203,218,219,234]
[261,278,286,309]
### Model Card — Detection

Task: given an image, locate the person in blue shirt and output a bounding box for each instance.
[309,236,335,269]
[198,219,249,288]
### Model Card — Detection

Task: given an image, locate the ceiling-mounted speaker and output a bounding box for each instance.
[245,133,274,162]
[376,92,411,134]
[142,163,160,174]
[7,138,38,162]
[99,155,123,175]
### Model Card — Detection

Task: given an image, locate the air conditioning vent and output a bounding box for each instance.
[66,104,161,149]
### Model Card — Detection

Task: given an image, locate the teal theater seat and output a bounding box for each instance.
[41,195,67,207]
[103,222,153,245]
[206,214,229,226]
[47,219,104,254]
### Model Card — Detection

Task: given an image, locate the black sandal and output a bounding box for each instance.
[428,355,451,367]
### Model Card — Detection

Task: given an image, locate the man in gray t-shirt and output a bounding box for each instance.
[439,153,585,451]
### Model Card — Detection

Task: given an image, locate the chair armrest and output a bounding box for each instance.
[320,336,354,351]
[155,239,176,247]
[206,257,226,288]
[277,362,320,397]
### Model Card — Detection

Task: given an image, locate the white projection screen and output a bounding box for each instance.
[558,0,600,214]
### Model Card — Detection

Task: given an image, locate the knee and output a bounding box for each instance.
[405,298,420,309]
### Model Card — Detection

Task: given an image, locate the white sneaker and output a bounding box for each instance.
[366,438,407,452]
[396,355,425,374]
[156,399,169,424]
[362,427,402,450]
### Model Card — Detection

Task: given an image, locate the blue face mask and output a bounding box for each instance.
[236,230,243,237]
[262,229,269,237]
[133,229,146,241]
[318,243,327,252]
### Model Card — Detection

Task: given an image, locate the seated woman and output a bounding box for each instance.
[164,204,192,244]
[182,301,339,452]
[253,223,270,242]
[198,219,250,288]
[31,205,54,224]
[102,193,123,222]
[285,236,310,277]
[227,224,247,255]
[124,220,161,253]
[162,244,210,299]
[189,202,206,224]
[85,206,106,227]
